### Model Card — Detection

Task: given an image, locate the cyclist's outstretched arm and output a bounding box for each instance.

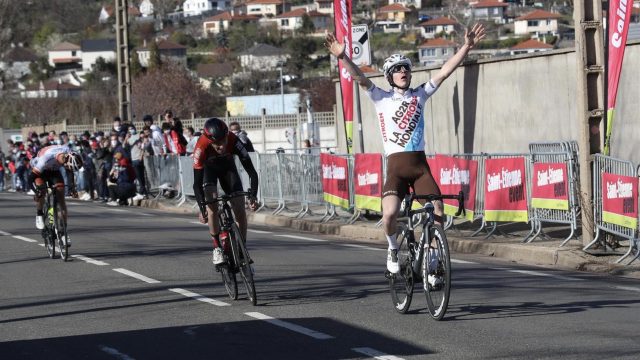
[325,32,373,90]
[431,23,486,87]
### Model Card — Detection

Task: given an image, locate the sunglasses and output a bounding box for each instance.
[391,64,410,73]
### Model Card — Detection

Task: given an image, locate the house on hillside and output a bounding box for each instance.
[48,42,82,73]
[514,10,562,38]
[99,4,141,23]
[136,40,187,67]
[236,0,284,17]
[275,9,330,33]
[419,16,457,39]
[140,0,155,17]
[0,46,39,80]
[468,1,509,24]
[314,0,333,15]
[376,3,411,22]
[80,39,116,71]
[183,0,230,17]
[238,43,288,70]
[196,62,234,92]
[392,0,423,9]
[202,11,260,35]
[417,38,458,66]
[20,79,82,99]
[510,39,553,55]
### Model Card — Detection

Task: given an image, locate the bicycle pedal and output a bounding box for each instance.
[384,270,393,279]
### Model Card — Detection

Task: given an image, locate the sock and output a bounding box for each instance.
[211,233,220,248]
[37,210,44,216]
[385,233,397,250]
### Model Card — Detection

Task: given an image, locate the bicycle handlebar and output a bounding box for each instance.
[406,191,466,217]
[203,191,253,205]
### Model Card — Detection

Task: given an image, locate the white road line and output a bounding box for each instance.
[13,235,37,243]
[0,230,12,236]
[113,268,160,284]
[72,254,109,266]
[169,288,230,307]
[248,229,273,234]
[491,268,583,281]
[100,345,135,360]
[106,208,129,213]
[352,347,405,360]
[190,221,206,225]
[38,244,45,247]
[275,234,328,242]
[245,312,334,340]
[616,286,640,292]
[451,259,478,264]
[340,244,384,251]
[138,213,152,216]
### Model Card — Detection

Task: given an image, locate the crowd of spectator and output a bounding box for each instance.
[0,109,212,206]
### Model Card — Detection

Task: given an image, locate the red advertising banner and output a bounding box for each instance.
[333,0,353,153]
[484,157,528,222]
[601,172,638,229]
[604,0,632,155]
[432,155,477,220]
[354,153,382,212]
[321,153,350,208]
[531,162,569,210]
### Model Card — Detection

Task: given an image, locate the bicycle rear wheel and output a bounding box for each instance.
[231,224,257,306]
[218,264,238,300]
[43,202,55,259]
[423,224,451,320]
[55,210,69,262]
[389,227,414,314]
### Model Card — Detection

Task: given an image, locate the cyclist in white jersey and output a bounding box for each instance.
[29,145,83,237]
[325,24,485,273]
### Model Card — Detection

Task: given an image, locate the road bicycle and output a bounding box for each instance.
[386,191,465,320]
[209,191,257,305]
[41,185,70,261]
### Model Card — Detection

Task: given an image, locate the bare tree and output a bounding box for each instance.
[0,0,17,50]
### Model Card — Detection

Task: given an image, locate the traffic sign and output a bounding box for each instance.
[351,24,371,66]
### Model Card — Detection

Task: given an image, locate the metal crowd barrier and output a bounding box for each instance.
[526,144,580,246]
[255,153,285,214]
[588,154,638,264]
[144,155,181,199]
[298,154,327,219]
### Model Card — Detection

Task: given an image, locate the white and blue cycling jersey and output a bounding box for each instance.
[365,80,438,155]
[30,145,70,173]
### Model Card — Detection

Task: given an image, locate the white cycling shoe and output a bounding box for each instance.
[386,249,400,274]
[35,215,45,230]
[212,248,226,265]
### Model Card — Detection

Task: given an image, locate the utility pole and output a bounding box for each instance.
[115,0,133,122]
[573,1,605,246]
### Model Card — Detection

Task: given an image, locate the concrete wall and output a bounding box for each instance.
[335,42,640,164]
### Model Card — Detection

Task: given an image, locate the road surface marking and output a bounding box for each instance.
[275,234,327,242]
[451,259,477,264]
[616,286,640,292]
[190,221,206,225]
[113,268,160,284]
[169,288,230,307]
[352,347,405,360]
[248,229,272,234]
[491,268,583,281]
[72,254,109,266]
[38,244,44,247]
[13,235,37,243]
[245,312,334,339]
[340,244,384,251]
[100,346,135,360]
[106,208,129,213]
[0,230,12,236]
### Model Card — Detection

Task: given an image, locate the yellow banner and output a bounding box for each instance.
[484,210,528,223]
[346,121,353,154]
[355,194,381,212]
[444,203,474,221]
[531,198,569,211]
[324,192,349,209]
[603,211,638,229]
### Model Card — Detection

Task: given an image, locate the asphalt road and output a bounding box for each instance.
[2,191,640,359]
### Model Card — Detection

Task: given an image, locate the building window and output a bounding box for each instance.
[423,48,436,57]
[528,20,539,27]
[281,19,289,26]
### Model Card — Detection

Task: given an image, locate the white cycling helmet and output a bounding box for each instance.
[382,54,412,78]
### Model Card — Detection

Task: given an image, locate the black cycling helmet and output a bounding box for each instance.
[203,117,228,141]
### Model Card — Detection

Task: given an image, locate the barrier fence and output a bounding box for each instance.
[141,143,639,265]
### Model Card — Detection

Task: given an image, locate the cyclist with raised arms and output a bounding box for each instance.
[30,145,83,245]
[325,24,485,274]
[192,117,259,265]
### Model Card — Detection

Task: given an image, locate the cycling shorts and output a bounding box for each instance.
[36,170,65,189]
[203,159,243,202]
[382,151,440,200]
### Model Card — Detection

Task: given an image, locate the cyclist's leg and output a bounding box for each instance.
[413,162,443,225]
[218,162,246,240]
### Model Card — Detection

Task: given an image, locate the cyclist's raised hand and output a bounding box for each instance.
[324,31,345,59]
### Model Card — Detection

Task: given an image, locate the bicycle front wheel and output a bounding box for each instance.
[55,212,69,262]
[219,264,238,300]
[43,202,55,259]
[389,227,414,314]
[423,224,451,320]
[231,224,257,306]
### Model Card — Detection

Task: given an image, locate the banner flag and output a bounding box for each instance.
[333,0,354,153]
[354,153,382,212]
[531,162,569,210]
[483,157,528,222]
[432,155,477,220]
[601,172,638,229]
[604,0,632,155]
[321,153,350,208]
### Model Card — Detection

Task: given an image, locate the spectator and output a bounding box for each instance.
[107,150,136,206]
[143,114,154,128]
[162,122,185,155]
[79,140,97,200]
[229,121,255,152]
[0,148,5,191]
[149,124,164,155]
[185,127,199,156]
[129,130,148,200]
[94,138,113,202]
[112,116,129,135]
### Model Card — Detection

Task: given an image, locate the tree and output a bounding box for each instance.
[216,30,229,50]
[286,36,318,76]
[148,41,162,69]
[130,51,143,77]
[299,14,315,35]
